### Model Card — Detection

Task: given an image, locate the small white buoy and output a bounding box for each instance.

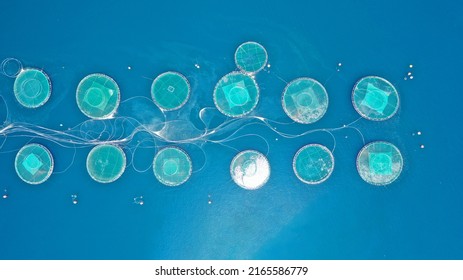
[409,64,413,68]
[408,72,412,76]
[410,76,414,80]
[71,194,78,204]
[417,131,422,135]
[128,66,131,70]
[420,144,425,149]
[267,64,271,68]
[133,196,144,205]
[194,64,200,69]
[2,194,7,199]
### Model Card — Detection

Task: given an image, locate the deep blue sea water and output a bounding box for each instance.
[0,0,462,259]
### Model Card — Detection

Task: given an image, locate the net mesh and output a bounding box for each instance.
[153,147,192,187]
[15,144,54,184]
[352,76,399,121]
[213,72,259,117]
[151,72,190,111]
[86,144,126,183]
[293,144,334,184]
[234,41,268,73]
[282,78,329,124]
[14,68,52,108]
[356,141,403,186]
[76,74,120,119]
